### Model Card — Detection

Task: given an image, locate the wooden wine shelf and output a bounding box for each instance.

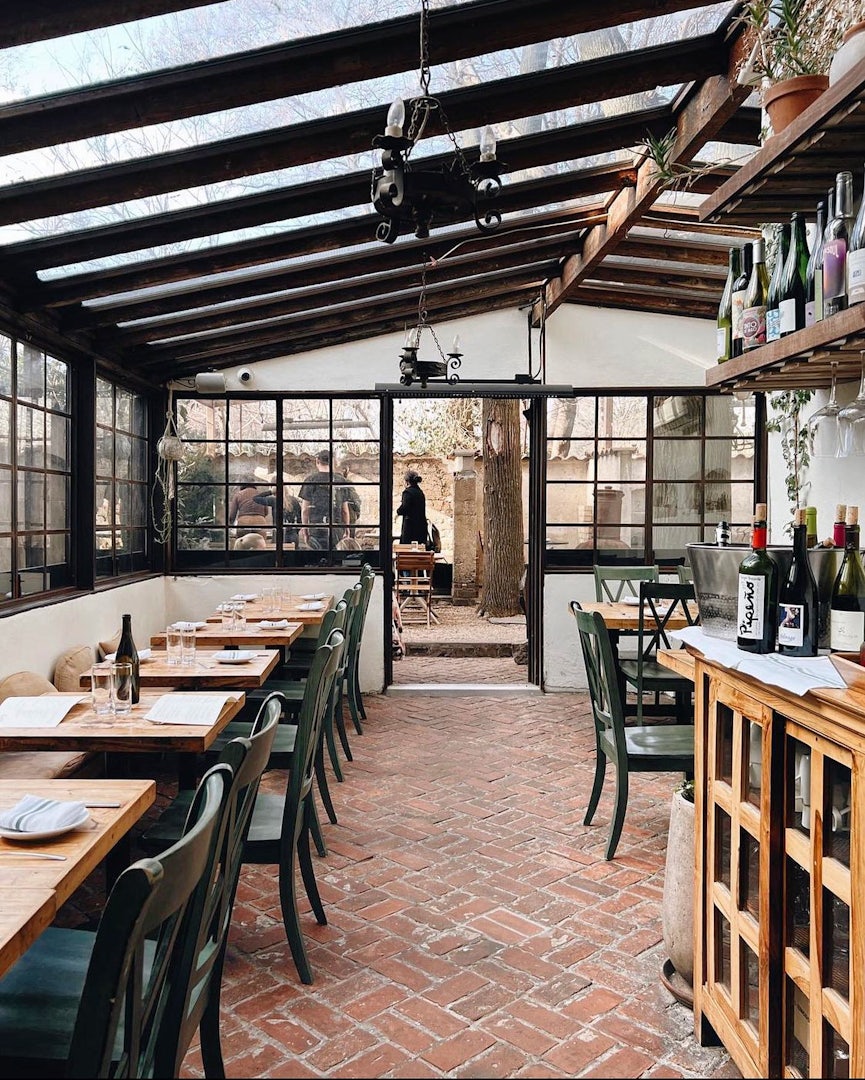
[706,304,865,391]
[700,64,865,226]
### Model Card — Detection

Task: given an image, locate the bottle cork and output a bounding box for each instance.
[836,503,847,520]
[794,508,806,527]
[754,503,767,520]
[847,505,859,526]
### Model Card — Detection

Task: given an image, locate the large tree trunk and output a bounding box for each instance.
[479,398,524,617]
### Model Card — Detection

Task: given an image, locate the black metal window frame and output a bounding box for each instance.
[544,391,765,570]
[172,393,383,573]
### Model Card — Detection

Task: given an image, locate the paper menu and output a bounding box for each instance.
[0,694,87,728]
[144,693,239,726]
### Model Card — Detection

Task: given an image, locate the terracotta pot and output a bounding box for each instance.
[830,22,865,86]
[662,790,695,985]
[763,74,829,135]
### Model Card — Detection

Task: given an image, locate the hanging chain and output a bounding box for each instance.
[418,0,431,98]
[414,256,448,363]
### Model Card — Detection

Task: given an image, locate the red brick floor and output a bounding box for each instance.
[173,691,740,1079]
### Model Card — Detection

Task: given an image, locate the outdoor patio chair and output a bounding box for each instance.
[396,549,435,627]
[677,565,694,584]
[571,603,694,860]
[593,564,659,602]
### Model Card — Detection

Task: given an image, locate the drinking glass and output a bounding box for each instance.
[180,626,197,666]
[805,363,842,458]
[112,661,133,714]
[838,353,865,457]
[166,624,183,666]
[90,664,114,715]
[221,603,237,631]
[262,586,277,615]
[232,602,247,631]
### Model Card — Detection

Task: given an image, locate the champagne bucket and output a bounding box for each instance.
[687,543,840,645]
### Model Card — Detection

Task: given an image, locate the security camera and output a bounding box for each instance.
[237,367,253,385]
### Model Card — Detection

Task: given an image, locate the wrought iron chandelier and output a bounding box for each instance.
[371,0,503,244]
[398,260,462,388]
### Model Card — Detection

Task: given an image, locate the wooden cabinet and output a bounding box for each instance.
[692,657,863,1078]
[699,65,865,395]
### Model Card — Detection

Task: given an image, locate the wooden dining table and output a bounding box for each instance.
[203,595,333,626]
[579,600,699,632]
[0,778,155,977]
[150,623,303,650]
[80,650,280,690]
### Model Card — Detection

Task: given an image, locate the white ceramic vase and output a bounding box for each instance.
[830,22,865,86]
[662,789,695,985]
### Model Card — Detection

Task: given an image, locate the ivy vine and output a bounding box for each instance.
[765,389,814,532]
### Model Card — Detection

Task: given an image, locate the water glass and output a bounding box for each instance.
[90,664,114,715]
[262,586,277,615]
[232,602,247,631]
[221,603,237,631]
[166,624,183,665]
[180,626,197,666]
[112,661,133,714]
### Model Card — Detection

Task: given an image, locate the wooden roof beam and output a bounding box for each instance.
[534,25,753,322]
[1,1,216,48]
[0,0,726,153]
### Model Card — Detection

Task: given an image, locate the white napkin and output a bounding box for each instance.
[145,693,239,726]
[0,795,89,833]
[669,627,848,696]
[172,621,205,631]
[300,593,325,600]
[104,647,152,661]
[231,594,258,602]
[298,602,323,611]
[259,619,289,629]
[0,694,86,728]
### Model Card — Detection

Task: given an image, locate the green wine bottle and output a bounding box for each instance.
[717,246,740,363]
[732,242,752,359]
[779,212,809,336]
[829,505,865,652]
[777,508,819,657]
[742,239,769,351]
[805,199,826,327]
[115,612,141,705]
[737,503,778,653]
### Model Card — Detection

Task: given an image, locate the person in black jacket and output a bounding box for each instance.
[396,469,427,544]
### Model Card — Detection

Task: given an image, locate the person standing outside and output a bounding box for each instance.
[298,449,350,551]
[396,469,427,545]
[228,481,270,534]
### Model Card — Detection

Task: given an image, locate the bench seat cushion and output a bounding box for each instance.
[0,751,96,780]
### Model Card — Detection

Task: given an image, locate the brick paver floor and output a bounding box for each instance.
[173,690,739,1078]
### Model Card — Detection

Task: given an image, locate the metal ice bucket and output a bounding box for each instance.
[687,543,840,645]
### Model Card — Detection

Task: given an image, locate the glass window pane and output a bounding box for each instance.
[95,428,114,476]
[178,527,227,552]
[229,399,276,437]
[653,525,704,564]
[0,469,10,530]
[547,438,594,463]
[176,398,226,439]
[178,449,224,484]
[116,389,132,431]
[654,395,703,435]
[46,415,69,471]
[132,436,148,480]
[0,401,9,464]
[16,343,44,406]
[115,434,132,479]
[333,400,380,440]
[0,336,10,396]
[178,485,226,527]
[545,482,590,525]
[46,474,68,531]
[17,405,44,467]
[45,356,68,413]
[606,396,647,438]
[596,442,646,482]
[95,378,113,425]
[131,395,148,437]
[654,482,702,522]
[45,532,68,566]
[654,439,701,481]
[17,473,44,529]
[227,448,276,485]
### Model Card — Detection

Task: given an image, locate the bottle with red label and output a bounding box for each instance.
[737,503,779,653]
[743,239,769,350]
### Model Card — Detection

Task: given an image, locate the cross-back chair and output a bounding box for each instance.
[395,549,436,627]
[593,564,659,602]
[570,601,694,860]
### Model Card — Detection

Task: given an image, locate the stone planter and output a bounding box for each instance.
[830,22,865,86]
[661,788,695,1006]
[763,74,829,135]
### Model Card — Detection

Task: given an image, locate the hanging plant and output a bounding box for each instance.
[152,397,185,545]
[765,389,814,532]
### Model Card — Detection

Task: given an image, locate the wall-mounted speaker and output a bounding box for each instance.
[194,371,226,393]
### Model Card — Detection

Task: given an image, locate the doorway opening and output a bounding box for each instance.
[385,394,539,691]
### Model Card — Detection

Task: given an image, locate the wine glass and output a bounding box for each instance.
[838,353,865,458]
[805,362,842,458]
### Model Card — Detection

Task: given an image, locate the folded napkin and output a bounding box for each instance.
[259,619,289,629]
[0,795,89,833]
[104,647,152,661]
[231,593,258,602]
[172,621,205,631]
[298,602,323,611]
[300,593,325,600]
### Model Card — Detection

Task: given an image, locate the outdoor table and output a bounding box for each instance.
[80,650,280,690]
[0,777,155,975]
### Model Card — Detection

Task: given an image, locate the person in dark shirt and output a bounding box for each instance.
[298,449,350,550]
[253,487,303,547]
[396,469,427,544]
[228,482,269,527]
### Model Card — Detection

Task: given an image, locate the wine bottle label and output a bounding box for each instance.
[779,298,798,334]
[777,603,805,647]
[830,609,865,651]
[716,327,729,361]
[742,305,766,349]
[766,307,781,341]
[847,248,865,304]
[738,574,766,639]
[732,290,746,339]
[823,239,847,303]
[804,301,816,327]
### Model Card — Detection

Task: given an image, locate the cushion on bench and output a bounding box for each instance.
[0,751,96,780]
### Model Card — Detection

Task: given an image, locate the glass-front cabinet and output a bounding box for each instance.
[694,661,862,1079]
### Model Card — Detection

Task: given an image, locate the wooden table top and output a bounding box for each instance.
[80,650,280,690]
[0,690,246,754]
[0,778,155,912]
[0,887,57,978]
[657,648,697,680]
[580,601,699,632]
[151,623,303,648]
[204,595,333,625]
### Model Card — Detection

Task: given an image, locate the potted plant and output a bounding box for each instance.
[661,778,695,1007]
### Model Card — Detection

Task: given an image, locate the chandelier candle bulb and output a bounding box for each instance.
[385,98,405,138]
[479,125,496,162]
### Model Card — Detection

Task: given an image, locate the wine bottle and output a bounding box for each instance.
[742,239,769,351]
[717,247,740,362]
[777,508,819,657]
[766,223,789,343]
[823,171,855,317]
[732,242,753,359]
[115,613,140,705]
[779,212,809,335]
[833,504,847,548]
[847,162,865,305]
[829,505,865,652]
[805,506,817,549]
[805,199,826,327]
[737,503,779,654]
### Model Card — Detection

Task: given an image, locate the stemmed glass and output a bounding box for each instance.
[805,361,842,458]
[838,352,865,458]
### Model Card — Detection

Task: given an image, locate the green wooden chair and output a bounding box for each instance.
[617,581,699,725]
[677,564,694,585]
[593,564,659,602]
[138,691,282,1077]
[570,601,694,860]
[0,764,228,1078]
